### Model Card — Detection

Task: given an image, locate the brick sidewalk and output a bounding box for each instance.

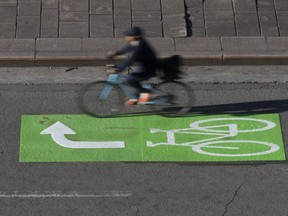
[1,0,288,38]
[1,0,288,66]
[0,0,186,38]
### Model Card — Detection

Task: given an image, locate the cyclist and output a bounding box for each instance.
[106,26,158,105]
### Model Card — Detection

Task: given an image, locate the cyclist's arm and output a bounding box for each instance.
[115,44,142,72]
[107,44,130,59]
[115,55,135,72]
[115,44,130,56]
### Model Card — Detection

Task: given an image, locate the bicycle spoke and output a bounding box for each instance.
[151,81,194,117]
[77,81,123,117]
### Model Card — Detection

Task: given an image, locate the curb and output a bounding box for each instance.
[1,37,288,66]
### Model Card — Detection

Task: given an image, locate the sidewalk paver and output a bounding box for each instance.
[235,13,261,36]
[37,38,81,52]
[233,0,257,13]
[17,16,41,38]
[206,21,235,37]
[0,0,17,7]
[41,10,58,38]
[132,21,162,37]
[205,11,235,36]
[90,0,113,14]
[60,0,88,12]
[90,15,114,37]
[18,0,41,16]
[59,22,89,38]
[132,0,161,11]
[162,0,185,16]
[175,37,222,51]
[258,0,275,11]
[276,12,288,36]
[146,38,175,51]
[131,0,163,37]
[274,0,288,11]
[0,7,16,22]
[60,12,89,22]
[81,38,125,52]
[222,37,268,51]
[259,12,279,37]
[0,23,15,38]
[0,39,35,66]
[267,37,288,50]
[0,38,35,52]
[42,0,58,9]
[114,1,131,37]
[185,0,203,8]
[204,0,233,11]
[191,28,205,37]
[204,0,235,37]
[114,0,131,10]
[205,11,234,21]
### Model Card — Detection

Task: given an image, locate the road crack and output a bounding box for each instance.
[222,181,245,216]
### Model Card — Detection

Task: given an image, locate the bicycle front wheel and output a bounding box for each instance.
[77,81,124,117]
[151,81,193,117]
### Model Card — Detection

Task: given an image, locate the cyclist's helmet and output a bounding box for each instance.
[124,26,143,37]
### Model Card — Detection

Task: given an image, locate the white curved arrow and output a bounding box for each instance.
[40,121,125,149]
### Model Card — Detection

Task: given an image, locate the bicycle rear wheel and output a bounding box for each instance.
[77,81,124,117]
[151,81,193,117]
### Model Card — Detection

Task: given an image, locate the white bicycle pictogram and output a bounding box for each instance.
[146,117,280,157]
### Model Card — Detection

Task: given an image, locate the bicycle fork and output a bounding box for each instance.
[99,74,119,100]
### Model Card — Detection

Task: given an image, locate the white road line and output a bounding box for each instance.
[0,191,133,198]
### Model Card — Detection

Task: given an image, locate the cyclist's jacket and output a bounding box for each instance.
[115,39,158,78]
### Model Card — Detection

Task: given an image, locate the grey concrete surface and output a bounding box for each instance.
[1,81,288,215]
[1,66,288,84]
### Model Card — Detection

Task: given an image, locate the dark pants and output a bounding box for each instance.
[124,72,152,98]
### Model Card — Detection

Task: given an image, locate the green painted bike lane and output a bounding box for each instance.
[20,114,286,162]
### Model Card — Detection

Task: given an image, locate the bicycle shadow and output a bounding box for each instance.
[105,99,288,118]
[187,99,288,115]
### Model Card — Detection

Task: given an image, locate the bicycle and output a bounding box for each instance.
[77,62,193,118]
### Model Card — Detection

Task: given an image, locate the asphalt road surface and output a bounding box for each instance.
[1,66,288,216]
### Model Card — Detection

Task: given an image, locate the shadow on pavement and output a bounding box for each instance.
[188,99,288,115]
[90,99,288,118]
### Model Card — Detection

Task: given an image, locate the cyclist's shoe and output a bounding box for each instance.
[138,93,155,104]
[125,99,138,106]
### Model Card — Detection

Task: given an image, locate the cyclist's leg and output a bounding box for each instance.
[126,73,156,105]
[128,76,147,94]
[121,74,146,105]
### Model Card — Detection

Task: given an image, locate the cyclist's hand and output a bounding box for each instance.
[106,68,117,75]
[106,51,116,59]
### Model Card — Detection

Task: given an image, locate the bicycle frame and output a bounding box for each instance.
[99,74,170,105]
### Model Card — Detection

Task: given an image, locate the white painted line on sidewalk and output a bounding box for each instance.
[0,191,133,198]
